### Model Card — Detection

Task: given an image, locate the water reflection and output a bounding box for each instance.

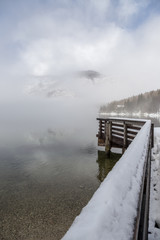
[0,127,100,240]
[96,151,121,182]
[1,111,159,240]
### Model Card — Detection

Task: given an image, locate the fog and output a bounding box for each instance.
[2,2,160,239]
[1,0,160,139]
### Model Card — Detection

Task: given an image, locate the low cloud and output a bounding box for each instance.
[26,76,75,98]
[1,0,160,105]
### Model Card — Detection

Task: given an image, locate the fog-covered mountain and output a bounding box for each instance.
[26,70,104,98]
[26,75,74,98]
[77,70,103,82]
[100,89,160,114]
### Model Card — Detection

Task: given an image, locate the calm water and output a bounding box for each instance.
[0,97,122,240]
[1,93,160,240]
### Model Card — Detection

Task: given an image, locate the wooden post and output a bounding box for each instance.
[105,121,111,156]
[151,123,154,148]
[123,122,127,154]
[109,121,112,147]
[99,120,102,138]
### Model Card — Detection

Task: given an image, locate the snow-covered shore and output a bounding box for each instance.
[149,128,160,239]
[99,112,160,119]
[62,121,151,240]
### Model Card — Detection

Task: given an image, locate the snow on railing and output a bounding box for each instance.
[62,120,152,240]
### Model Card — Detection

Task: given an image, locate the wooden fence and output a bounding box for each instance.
[96,118,154,154]
[97,117,154,240]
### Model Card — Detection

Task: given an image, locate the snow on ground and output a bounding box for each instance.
[62,121,151,240]
[149,128,160,240]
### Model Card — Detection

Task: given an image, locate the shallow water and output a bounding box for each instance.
[1,92,159,240]
[0,98,121,240]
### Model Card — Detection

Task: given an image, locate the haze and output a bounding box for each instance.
[1,0,160,125]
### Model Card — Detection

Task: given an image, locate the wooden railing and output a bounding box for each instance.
[97,117,154,240]
[96,118,154,154]
[133,131,151,240]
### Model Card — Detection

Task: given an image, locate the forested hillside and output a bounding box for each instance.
[100,89,160,114]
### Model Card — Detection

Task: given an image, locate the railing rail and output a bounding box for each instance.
[97,118,154,154]
[63,118,154,240]
[97,117,153,240]
[133,125,152,240]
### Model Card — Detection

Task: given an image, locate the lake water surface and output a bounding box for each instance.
[1,90,160,240]
[0,95,123,240]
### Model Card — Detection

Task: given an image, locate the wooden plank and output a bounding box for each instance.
[127,135,135,140]
[124,122,127,150]
[105,121,111,155]
[151,123,154,148]
[132,138,151,240]
[99,123,105,127]
[112,130,124,137]
[112,136,123,147]
[112,123,124,128]
[99,129,105,133]
[112,127,124,132]
[125,121,144,126]
[99,120,102,138]
[99,127,105,130]
[112,135,124,142]
[109,122,112,142]
[97,118,146,125]
[99,124,105,128]
[127,130,138,135]
[127,125,142,131]
[97,119,153,168]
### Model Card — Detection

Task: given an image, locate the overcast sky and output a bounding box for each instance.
[1,0,160,106]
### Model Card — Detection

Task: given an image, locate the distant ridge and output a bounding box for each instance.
[100,89,160,114]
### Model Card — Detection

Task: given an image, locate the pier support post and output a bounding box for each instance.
[123,122,127,154]
[105,121,112,156]
[151,123,154,148]
[99,120,102,138]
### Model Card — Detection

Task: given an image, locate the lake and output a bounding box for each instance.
[1,88,160,240]
[0,94,123,240]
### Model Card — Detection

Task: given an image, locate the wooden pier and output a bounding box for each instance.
[62,117,155,240]
[97,117,154,240]
[96,117,154,155]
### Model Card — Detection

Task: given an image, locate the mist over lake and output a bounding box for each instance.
[0,77,112,239]
[1,76,160,239]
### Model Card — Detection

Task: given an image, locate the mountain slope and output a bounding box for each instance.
[100,89,160,114]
